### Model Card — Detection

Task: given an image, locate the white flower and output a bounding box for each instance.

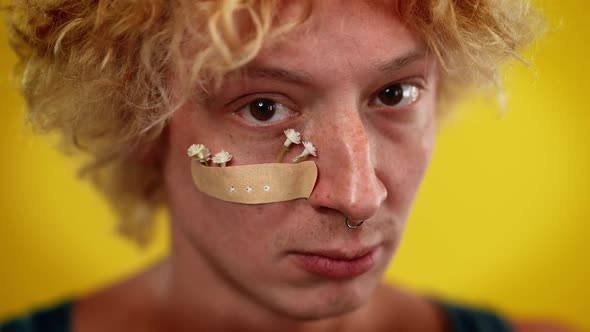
[212,150,232,167]
[187,144,204,158]
[187,144,211,165]
[277,129,302,162]
[283,129,301,147]
[302,141,317,156]
[293,141,317,163]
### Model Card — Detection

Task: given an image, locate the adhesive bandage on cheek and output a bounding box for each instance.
[187,129,318,204]
[191,161,317,204]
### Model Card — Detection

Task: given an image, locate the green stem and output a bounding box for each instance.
[294,155,306,163]
[277,146,288,163]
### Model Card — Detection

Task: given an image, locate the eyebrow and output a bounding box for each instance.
[376,49,427,73]
[240,66,313,86]
[239,48,427,86]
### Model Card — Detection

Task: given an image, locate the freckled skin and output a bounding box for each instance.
[162,0,437,325]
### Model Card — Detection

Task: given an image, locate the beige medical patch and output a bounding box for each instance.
[190,160,318,204]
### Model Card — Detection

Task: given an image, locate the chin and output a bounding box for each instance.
[248,248,392,321]
[260,276,380,321]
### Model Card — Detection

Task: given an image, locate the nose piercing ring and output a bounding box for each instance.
[345,217,364,229]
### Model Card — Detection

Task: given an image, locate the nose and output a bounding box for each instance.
[308,106,387,222]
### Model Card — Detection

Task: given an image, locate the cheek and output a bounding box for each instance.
[168,169,297,257]
[165,106,303,258]
[375,111,436,214]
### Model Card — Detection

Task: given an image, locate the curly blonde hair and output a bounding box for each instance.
[6,0,543,245]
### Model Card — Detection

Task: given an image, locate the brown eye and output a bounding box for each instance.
[375,83,420,107]
[236,97,292,125]
[377,84,404,106]
[249,98,276,121]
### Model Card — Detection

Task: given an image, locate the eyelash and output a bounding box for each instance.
[231,94,299,128]
[370,82,423,109]
[231,81,424,127]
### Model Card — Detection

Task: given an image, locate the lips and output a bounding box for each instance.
[290,246,379,279]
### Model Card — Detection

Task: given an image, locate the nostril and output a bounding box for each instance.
[345,195,382,221]
[308,176,387,222]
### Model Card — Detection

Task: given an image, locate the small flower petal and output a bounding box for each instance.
[187,144,205,158]
[284,129,301,145]
[302,141,317,157]
[212,150,233,164]
[293,141,317,162]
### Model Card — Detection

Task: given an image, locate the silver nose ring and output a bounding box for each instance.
[345,217,364,229]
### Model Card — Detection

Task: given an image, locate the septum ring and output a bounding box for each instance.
[345,217,364,229]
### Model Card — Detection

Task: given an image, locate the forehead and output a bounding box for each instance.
[245,0,425,82]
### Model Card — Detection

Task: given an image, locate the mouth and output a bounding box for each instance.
[289,246,380,279]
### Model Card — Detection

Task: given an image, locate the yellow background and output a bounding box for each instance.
[1,1,588,330]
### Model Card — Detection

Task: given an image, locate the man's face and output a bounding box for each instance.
[164,0,437,320]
